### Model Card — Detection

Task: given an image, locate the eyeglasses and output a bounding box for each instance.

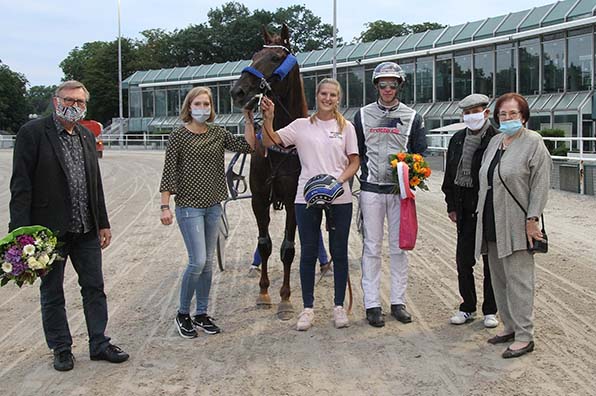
[377,82,399,90]
[497,110,521,120]
[58,97,87,107]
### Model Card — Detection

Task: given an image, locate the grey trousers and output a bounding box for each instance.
[486,242,536,343]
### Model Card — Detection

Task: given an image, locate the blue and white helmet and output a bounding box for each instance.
[303,174,345,208]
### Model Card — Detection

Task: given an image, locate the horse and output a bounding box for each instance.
[230,24,307,320]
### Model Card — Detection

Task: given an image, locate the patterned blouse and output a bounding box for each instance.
[159,124,253,208]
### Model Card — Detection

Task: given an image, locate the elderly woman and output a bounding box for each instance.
[475,92,552,359]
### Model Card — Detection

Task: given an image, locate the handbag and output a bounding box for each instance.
[496,150,548,254]
[397,162,418,250]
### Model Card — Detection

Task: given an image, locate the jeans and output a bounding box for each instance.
[40,230,110,355]
[176,204,222,316]
[295,203,352,308]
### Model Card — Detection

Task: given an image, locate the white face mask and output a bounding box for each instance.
[463,111,486,131]
[191,108,210,123]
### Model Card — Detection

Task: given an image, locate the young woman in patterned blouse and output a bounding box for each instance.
[159,86,254,338]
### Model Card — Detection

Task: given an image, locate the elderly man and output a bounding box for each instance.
[354,62,427,328]
[9,80,129,371]
[441,93,499,328]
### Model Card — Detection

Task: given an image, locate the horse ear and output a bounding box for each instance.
[261,25,273,45]
[281,24,291,51]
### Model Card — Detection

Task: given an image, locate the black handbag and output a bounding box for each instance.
[496,149,548,254]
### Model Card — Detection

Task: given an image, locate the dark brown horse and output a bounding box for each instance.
[230,25,307,320]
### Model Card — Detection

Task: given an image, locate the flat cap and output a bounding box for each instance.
[458,94,489,110]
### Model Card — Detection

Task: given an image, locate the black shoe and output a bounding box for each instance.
[366,307,385,328]
[193,314,222,334]
[175,313,198,339]
[90,344,130,363]
[487,333,515,345]
[502,341,535,359]
[391,304,412,323]
[53,350,75,371]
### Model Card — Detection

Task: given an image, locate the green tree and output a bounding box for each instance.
[271,5,341,51]
[356,20,447,42]
[0,62,31,132]
[27,85,56,117]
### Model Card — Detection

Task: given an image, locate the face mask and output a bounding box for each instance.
[55,100,86,123]
[463,112,486,131]
[191,108,210,123]
[499,119,523,136]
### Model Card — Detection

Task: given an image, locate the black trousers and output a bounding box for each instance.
[456,211,497,315]
[39,230,110,355]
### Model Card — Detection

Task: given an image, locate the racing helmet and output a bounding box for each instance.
[303,174,345,208]
[372,62,406,86]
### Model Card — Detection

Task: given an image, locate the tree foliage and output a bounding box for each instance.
[27,85,56,117]
[0,62,31,133]
[356,20,447,42]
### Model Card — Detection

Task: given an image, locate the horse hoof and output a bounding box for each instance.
[277,301,294,321]
[256,294,272,308]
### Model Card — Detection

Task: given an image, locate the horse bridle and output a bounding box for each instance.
[242,45,298,95]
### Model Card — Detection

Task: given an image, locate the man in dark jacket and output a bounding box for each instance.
[441,94,499,328]
[9,80,129,371]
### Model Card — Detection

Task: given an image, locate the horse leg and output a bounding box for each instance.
[277,201,297,320]
[252,196,272,308]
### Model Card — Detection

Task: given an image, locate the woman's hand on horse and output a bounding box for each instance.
[261,96,275,120]
[243,109,254,125]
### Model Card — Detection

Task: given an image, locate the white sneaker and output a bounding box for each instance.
[483,314,499,328]
[296,308,315,331]
[333,306,349,329]
[247,265,260,278]
[449,311,476,325]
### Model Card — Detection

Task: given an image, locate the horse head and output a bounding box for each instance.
[231,24,306,122]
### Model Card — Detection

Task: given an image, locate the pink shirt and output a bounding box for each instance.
[277,117,359,204]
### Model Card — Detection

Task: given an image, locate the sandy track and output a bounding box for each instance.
[0,150,595,396]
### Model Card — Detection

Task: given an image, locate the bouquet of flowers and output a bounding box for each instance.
[1,226,60,287]
[389,152,432,192]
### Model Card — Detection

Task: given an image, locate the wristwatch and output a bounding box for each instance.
[527,216,538,221]
[160,204,170,210]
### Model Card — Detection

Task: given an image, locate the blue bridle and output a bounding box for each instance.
[242,46,298,93]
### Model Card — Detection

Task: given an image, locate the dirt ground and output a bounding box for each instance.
[0,149,595,396]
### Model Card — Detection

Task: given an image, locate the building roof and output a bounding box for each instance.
[124,0,596,89]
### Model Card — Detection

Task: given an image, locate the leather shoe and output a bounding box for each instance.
[53,349,75,371]
[502,341,534,359]
[391,304,412,323]
[487,333,515,345]
[366,307,385,328]
[90,344,130,363]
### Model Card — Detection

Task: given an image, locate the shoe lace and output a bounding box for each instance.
[107,345,124,353]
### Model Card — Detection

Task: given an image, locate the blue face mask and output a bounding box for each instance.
[499,119,523,136]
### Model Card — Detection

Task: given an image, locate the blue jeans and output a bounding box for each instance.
[176,204,222,316]
[252,230,329,266]
[295,203,352,308]
[40,230,110,355]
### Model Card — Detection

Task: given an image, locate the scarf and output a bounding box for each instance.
[454,120,489,188]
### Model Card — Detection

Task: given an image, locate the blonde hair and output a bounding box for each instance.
[309,78,346,131]
[180,86,216,123]
[55,80,90,101]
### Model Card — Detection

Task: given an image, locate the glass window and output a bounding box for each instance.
[399,61,415,105]
[167,89,180,116]
[336,71,348,109]
[129,88,141,118]
[303,74,316,110]
[142,90,154,118]
[416,57,433,103]
[543,39,565,93]
[582,116,594,153]
[436,54,452,102]
[365,68,376,104]
[347,67,364,108]
[454,52,471,100]
[218,84,231,114]
[474,50,494,97]
[518,40,540,95]
[567,34,592,92]
[155,90,167,117]
[553,114,577,151]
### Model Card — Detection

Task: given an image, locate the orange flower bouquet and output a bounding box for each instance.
[389,152,432,193]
